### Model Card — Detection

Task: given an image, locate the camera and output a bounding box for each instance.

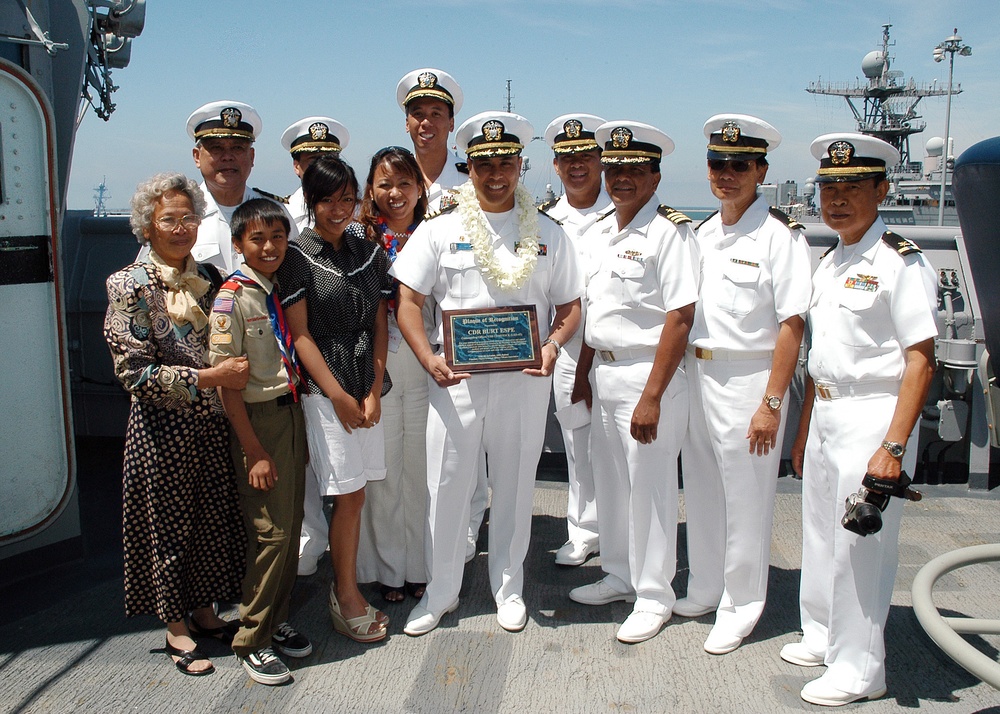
[841,472,922,536]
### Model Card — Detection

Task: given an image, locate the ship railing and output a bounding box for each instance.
[911,543,1000,690]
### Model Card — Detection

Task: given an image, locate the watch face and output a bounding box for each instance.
[766,396,781,410]
[883,441,904,457]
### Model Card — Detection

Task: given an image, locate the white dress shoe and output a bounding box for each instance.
[569,577,636,606]
[671,597,716,618]
[296,554,319,577]
[465,536,477,563]
[496,596,527,632]
[403,599,459,636]
[703,627,743,655]
[554,540,599,566]
[780,641,825,667]
[616,610,668,643]
[800,675,886,707]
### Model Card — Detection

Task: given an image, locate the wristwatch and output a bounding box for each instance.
[542,338,562,357]
[881,440,905,458]
[762,394,782,411]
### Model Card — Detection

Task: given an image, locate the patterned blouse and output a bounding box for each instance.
[104,262,222,415]
[278,223,393,401]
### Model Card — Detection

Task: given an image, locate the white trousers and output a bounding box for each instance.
[591,356,686,615]
[299,462,328,559]
[357,340,429,586]
[553,335,599,545]
[800,392,912,694]
[421,370,552,613]
[681,356,785,636]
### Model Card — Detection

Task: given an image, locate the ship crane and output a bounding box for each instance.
[806,23,956,178]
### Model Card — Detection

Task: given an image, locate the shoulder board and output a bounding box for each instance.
[881,231,922,256]
[537,207,562,225]
[819,244,836,260]
[657,205,692,225]
[696,209,719,230]
[455,161,469,175]
[768,206,805,231]
[423,202,460,221]
[538,197,559,211]
[595,206,616,222]
[253,187,290,204]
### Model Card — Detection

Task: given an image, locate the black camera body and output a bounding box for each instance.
[841,472,920,536]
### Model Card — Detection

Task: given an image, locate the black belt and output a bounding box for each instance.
[275,391,298,407]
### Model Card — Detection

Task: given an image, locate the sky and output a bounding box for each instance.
[66,0,998,212]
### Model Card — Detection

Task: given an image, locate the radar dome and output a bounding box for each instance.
[861,51,886,78]
[925,137,945,157]
[803,179,815,197]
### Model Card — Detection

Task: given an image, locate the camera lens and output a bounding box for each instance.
[855,503,883,535]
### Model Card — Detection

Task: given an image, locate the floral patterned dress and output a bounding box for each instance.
[105,262,244,622]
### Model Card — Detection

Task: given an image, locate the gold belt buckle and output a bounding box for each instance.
[599,350,616,362]
[816,384,833,400]
[695,347,713,360]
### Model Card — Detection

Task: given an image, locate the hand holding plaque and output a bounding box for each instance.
[441,305,542,374]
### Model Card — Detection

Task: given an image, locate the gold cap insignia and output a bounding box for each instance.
[721,121,741,144]
[564,119,583,139]
[611,126,633,149]
[309,122,329,141]
[829,141,855,165]
[221,107,242,128]
[482,120,505,142]
[418,71,438,89]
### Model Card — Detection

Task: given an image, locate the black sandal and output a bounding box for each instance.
[406,581,426,599]
[188,617,240,643]
[165,638,215,676]
[379,583,405,603]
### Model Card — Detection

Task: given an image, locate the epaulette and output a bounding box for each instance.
[657,205,692,225]
[423,201,459,221]
[882,231,922,256]
[595,206,616,222]
[538,197,559,212]
[253,187,290,204]
[456,161,469,175]
[537,208,562,226]
[819,244,836,260]
[768,206,805,231]
[696,210,719,231]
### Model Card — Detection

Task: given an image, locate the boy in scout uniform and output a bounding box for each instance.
[208,199,311,685]
[785,134,936,706]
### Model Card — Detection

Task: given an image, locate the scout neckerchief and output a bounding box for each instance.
[222,270,303,400]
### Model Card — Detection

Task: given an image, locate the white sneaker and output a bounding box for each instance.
[780,641,825,667]
[554,540,599,566]
[616,610,668,643]
[569,577,636,606]
[497,596,527,632]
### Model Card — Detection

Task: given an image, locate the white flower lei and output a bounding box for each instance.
[457,180,539,291]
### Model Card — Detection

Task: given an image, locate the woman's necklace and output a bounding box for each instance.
[456,181,540,291]
[377,217,416,314]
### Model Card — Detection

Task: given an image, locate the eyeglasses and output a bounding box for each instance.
[155,215,202,230]
[708,159,753,173]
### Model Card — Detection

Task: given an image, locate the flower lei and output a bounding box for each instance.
[376,217,416,314]
[457,180,539,291]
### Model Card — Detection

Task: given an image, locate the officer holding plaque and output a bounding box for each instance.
[391,111,583,636]
[569,121,699,644]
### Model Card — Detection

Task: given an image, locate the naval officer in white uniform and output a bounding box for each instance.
[540,113,613,566]
[783,133,936,706]
[280,117,349,234]
[149,101,297,273]
[569,121,699,644]
[396,68,469,211]
[391,111,583,635]
[676,115,811,655]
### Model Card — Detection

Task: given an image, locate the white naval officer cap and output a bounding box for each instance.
[396,68,463,114]
[456,111,533,158]
[187,100,261,142]
[280,117,350,156]
[703,114,781,159]
[811,132,899,183]
[544,114,605,154]
[595,121,674,165]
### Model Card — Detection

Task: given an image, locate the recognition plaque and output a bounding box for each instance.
[441,305,542,373]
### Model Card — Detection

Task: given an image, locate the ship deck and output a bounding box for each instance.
[2,439,999,713]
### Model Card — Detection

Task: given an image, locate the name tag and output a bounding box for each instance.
[450,242,473,252]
